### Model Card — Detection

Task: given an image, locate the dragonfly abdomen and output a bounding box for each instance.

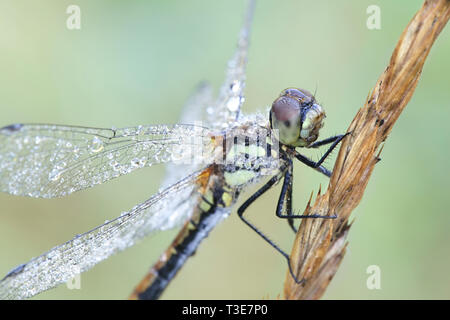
[130,167,234,299]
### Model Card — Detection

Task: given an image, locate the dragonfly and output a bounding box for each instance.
[0,0,348,299]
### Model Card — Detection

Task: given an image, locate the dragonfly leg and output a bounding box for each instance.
[276,161,297,233]
[307,134,345,148]
[295,132,350,177]
[237,173,304,284]
[276,167,337,220]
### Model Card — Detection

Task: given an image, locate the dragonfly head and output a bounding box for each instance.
[270,88,325,147]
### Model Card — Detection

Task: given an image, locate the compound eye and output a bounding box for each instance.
[271,96,300,124]
[270,95,302,146]
[282,88,314,105]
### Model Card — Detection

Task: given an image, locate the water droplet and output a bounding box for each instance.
[130,158,140,168]
[123,128,132,136]
[89,136,104,153]
[49,169,61,182]
[109,160,120,172]
[226,96,241,112]
[230,81,241,94]
[120,166,130,175]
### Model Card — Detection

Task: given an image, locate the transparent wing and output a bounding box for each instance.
[162,0,255,186]
[179,81,213,126]
[206,0,255,130]
[0,168,208,299]
[162,81,214,188]
[0,123,213,198]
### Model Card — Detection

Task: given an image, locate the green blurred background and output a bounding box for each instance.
[1,0,449,300]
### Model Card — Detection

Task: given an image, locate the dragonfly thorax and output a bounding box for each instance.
[270,88,325,148]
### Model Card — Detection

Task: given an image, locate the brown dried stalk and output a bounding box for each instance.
[283,0,450,300]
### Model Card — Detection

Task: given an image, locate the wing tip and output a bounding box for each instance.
[1,123,23,134]
[1,263,26,281]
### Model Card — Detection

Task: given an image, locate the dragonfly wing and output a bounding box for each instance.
[179,81,213,125]
[207,0,255,130]
[0,168,208,299]
[0,124,212,198]
[162,82,213,188]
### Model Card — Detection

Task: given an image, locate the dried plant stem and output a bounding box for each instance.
[283,0,450,300]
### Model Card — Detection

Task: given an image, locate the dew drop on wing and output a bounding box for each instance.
[89,136,104,153]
